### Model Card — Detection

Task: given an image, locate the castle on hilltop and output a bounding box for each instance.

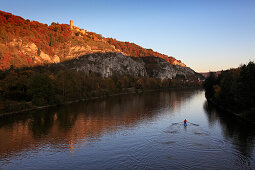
[70,20,73,29]
[70,20,87,34]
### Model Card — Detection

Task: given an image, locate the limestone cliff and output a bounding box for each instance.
[55,53,199,80]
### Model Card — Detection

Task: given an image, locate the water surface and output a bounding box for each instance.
[0,90,254,169]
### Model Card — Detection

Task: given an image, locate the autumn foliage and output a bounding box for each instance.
[204,62,255,120]
[0,64,201,113]
[0,11,71,51]
[0,10,184,70]
[105,38,177,63]
[0,10,72,69]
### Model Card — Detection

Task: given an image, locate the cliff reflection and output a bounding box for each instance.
[0,90,196,160]
[203,101,255,158]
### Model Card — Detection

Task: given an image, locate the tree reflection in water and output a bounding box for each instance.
[203,101,255,158]
[0,90,196,157]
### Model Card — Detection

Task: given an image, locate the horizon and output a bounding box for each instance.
[0,0,254,72]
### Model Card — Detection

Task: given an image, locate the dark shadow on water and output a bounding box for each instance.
[203,101,255,158]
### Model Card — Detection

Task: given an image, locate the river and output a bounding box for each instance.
[0,90,254,169]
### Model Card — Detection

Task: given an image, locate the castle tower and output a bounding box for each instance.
[70,20,73,29]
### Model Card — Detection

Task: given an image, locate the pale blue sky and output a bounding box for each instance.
[1,0,255,72]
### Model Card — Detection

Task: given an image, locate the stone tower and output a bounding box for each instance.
[70,20,73,29]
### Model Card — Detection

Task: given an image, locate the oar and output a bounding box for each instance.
[172,122,184,125]
[188,122,199,126]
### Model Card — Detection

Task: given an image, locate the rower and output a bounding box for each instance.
[184,119,187,126]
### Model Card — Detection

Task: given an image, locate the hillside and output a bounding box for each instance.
[204,62,255,122]
[0,10,186,70]
[0,52,202,113]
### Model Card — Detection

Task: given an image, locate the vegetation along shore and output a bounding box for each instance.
[203,62,255,124]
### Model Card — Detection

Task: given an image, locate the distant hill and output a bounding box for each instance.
[200,71,221,78]
[0,10,186,70]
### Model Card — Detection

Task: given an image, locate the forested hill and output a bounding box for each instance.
[204,62,255,121]
[0,10,186,70]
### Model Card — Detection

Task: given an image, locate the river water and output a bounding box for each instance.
[0,90,254,169]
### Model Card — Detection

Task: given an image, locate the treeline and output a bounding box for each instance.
[204,61,255,120]
[0,67,201,113]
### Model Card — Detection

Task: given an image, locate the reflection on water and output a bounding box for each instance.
[203,102,255,159]
[0,90,254,169]
[0,91,194,160]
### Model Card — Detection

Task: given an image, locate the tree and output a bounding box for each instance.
[28,73,57,106]
[203,72,217,99]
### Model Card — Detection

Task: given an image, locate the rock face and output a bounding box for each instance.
[61,53,147,77]
[6,39,61,66]
[141,57,196,79]
[58,53,198,79]
[0,11,187,70]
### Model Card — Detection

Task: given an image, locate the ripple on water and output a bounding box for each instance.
[160,141,177,145]
[163,130,179,134]
[125,139,153,169]
[164,122,226,153]
[193,131,210,136]
[184,137,226,153]
[232,151,254,169]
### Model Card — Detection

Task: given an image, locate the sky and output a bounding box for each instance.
[0,0,255,72]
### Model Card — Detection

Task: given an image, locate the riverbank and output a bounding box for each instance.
[203,62,255,126]
[206,98,255,126]
[0,88,140,117]
[0,87,203,117]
